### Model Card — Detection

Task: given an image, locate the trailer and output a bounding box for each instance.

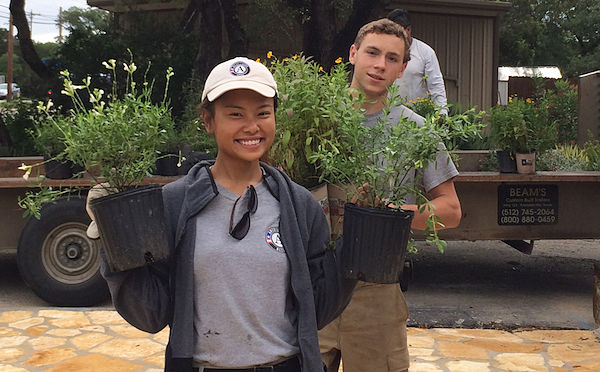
[2,155,600,309]
[0,156,177,306]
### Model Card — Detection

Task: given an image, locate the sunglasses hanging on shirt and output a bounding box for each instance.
[229,185,258,240]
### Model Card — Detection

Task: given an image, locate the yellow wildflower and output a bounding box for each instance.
[267,51,273,59]
[319,66,323,72]
[526,98,532,103]
[256,58,261,63]
[284,58,289,62]
[335,57,342,64]
[293,54,299,60]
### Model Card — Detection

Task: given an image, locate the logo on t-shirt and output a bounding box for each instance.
[265,226,285,253]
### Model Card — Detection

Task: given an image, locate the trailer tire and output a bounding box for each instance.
[17,196,109,306]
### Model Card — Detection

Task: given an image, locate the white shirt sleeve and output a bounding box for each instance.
[397,38,448,116]
[421,44,448,115]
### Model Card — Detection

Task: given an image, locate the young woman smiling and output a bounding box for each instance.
[88,57,356,372]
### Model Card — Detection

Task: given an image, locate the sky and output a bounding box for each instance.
[1,0,92,43]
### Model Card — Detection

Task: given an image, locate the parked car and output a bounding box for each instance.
[0,83,21,99]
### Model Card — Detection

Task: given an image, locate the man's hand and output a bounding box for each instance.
[351,183,384,207]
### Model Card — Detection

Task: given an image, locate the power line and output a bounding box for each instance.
[0,6,60,20]
[35,13,59,20]
[0,15,56,25]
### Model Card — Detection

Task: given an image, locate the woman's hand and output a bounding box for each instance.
[85,183,115,239]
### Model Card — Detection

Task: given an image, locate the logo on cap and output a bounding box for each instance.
[230,61,250,76]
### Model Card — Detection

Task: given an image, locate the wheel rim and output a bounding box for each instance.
[41,222,101,285]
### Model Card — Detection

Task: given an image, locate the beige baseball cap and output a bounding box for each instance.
[201,57,278,102]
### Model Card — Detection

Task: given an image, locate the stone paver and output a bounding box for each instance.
[0,309,599,371]
[0,310,166,371]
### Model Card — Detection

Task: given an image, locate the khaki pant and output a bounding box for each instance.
[318,282,409,372]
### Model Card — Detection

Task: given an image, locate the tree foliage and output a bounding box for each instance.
[61,6,111,34]
[500,0,600,76]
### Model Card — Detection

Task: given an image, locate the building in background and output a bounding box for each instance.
[497,66,562,105]
[88,0,510,111]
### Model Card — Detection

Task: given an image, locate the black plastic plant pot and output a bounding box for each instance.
[43,156,83,179]
[342,203,414,284]
[178,151,214,175]
[496,150,517,173]
[153,155,179,176]
[89,184,170,272]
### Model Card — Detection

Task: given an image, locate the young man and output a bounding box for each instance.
[388,9,449,115]
[317,19,461,372]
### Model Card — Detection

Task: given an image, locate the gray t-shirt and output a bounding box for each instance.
[362,105,458,203]
[193,180,299,368]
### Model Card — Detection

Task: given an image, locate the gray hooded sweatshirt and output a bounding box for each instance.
[100,161,356,372]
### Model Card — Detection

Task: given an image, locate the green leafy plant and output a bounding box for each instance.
[0,99,43,156]
[478,151,498,171]
[489,96,557,154]
[267,53,362,188]
[537,145,588,171]
[56,56,174,190]
[178,117,217,156]
[538,80,578,144]
[18,53,175,217]
[17,186,79,219]
[584,140,600,171]
[405,95,438,118]
[178,75,217,156]
[406,97,488,151]
[310,84,485,252]
[29,112,70,157]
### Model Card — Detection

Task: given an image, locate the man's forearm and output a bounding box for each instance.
[402,195,461,230]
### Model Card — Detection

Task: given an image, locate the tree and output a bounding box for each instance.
[9,0,52,80]
[499,0,600,76]
[0,28,8,54]
[61,6,111,34]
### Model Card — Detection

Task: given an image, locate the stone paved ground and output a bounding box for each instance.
[1,310,600,371]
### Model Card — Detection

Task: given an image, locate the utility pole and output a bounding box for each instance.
[29,10,33,34]
[58,7,63,43]
[7,12,14,101]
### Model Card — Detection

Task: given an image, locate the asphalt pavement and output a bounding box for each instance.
[405,239,600,330]
[1,239,600,371]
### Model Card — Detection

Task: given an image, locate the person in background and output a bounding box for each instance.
[317,19,461,372]
[87,57,356,372]
[388,8,449,115]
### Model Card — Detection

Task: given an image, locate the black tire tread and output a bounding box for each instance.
[17,196,109,306]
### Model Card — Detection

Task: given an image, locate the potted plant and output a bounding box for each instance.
[19,54,175,272]
[266,53,363,231]
[267,54,361,188]
[310,85,484,283]
[489,96,557,174]
[176,121,216,175]
[30,113,84,179]
[176,76,217,175]
[153,124,183,176]
[405,96,487,170]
